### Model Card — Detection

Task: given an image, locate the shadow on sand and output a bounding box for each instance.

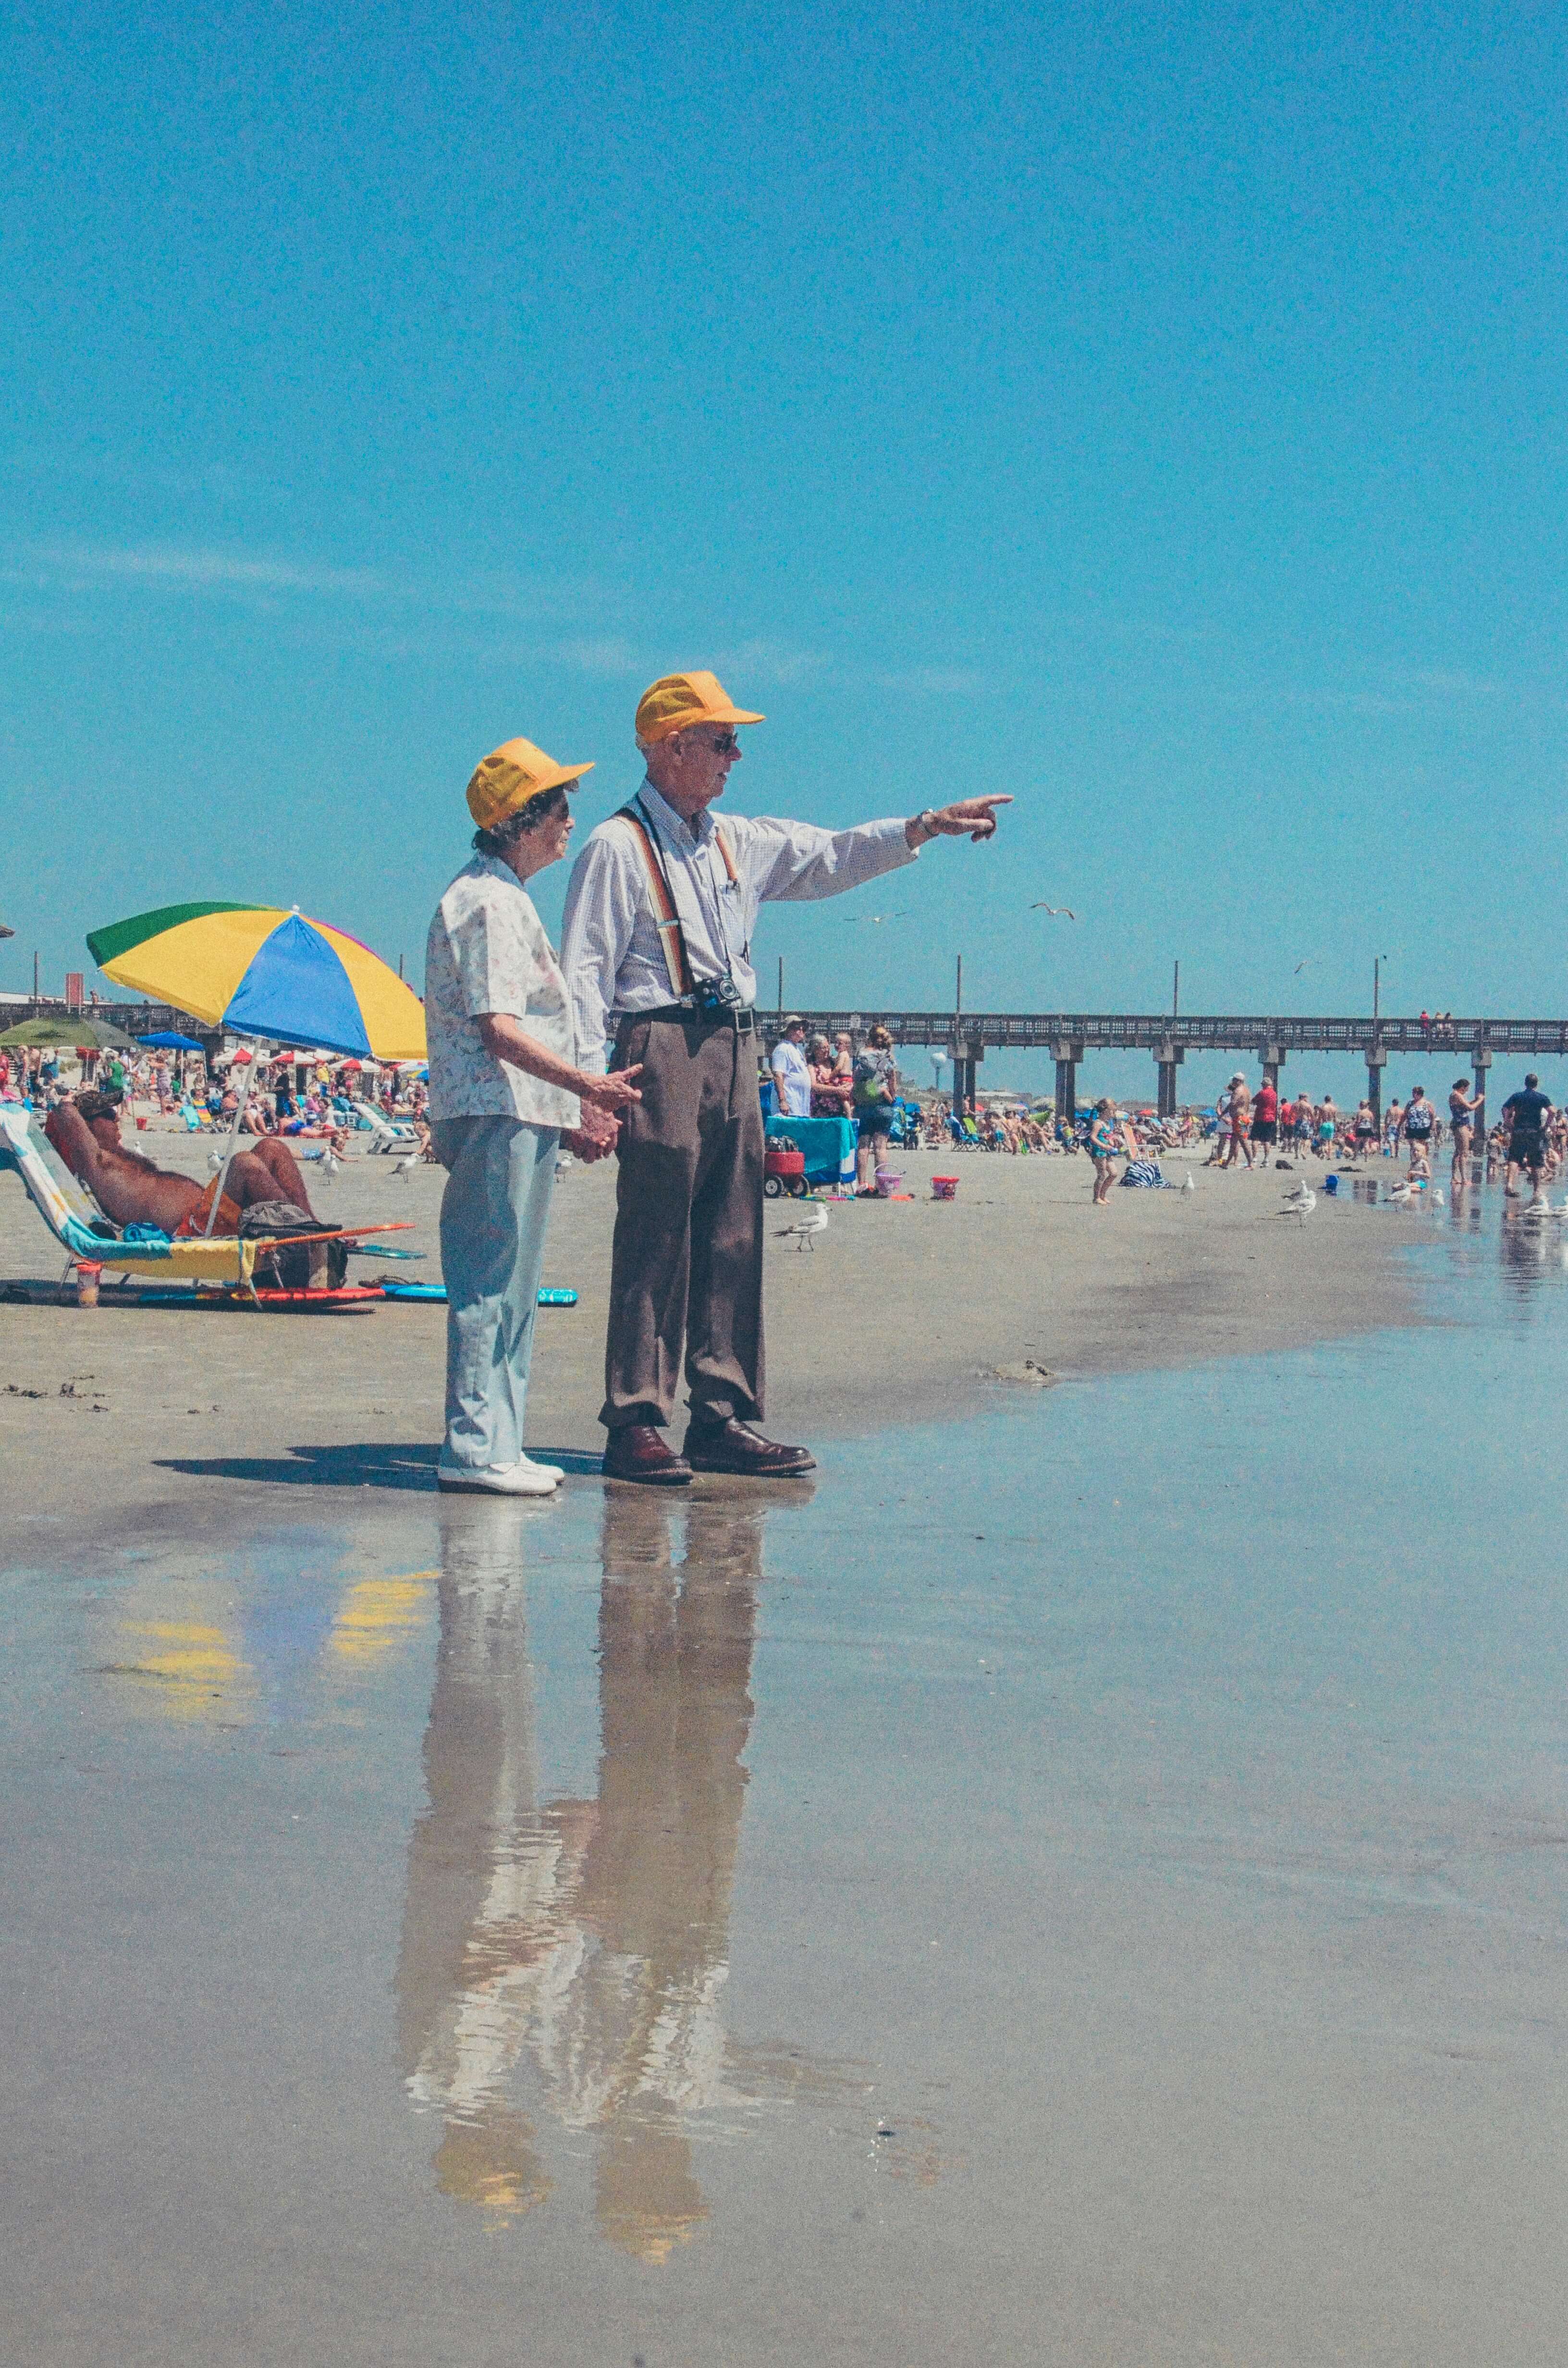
[155,1442,608,1490]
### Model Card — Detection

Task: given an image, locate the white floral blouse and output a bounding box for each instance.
[424,855,581,1128]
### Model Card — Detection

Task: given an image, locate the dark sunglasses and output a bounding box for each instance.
[690,728,740,754]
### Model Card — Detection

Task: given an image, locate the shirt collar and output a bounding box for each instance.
[472,851,523,888]
[638,775,715,853]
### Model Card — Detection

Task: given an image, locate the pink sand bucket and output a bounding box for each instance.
[874,1167,903,1197]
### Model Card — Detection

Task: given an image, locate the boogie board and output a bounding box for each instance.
[380,1283,578,1307]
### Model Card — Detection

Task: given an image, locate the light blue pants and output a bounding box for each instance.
[433,1117,559,1473]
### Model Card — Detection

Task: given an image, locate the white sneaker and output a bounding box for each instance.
[514,1453,565,1483]
[437,1461,559,1496]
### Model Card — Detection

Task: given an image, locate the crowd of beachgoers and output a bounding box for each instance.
[0,1042,432,1150]
[9,1032,1563,1210]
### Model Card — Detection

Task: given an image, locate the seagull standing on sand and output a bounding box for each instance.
[776,1201,829,1251]
[1281,1182,1316,1226]
[1182,1173,1196,1194]
[391,1152,419,1177]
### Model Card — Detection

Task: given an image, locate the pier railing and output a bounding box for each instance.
[773,1011,1546,1119]
[774,1011,1568,1057]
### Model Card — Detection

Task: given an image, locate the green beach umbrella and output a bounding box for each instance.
[0,1015,138,1051]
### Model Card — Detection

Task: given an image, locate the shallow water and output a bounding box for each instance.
[6,1181,1568,2364]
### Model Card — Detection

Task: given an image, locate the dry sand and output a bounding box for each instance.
[0,1128,1419,1533]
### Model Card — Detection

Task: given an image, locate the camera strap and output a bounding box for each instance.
[614,801,740,1003]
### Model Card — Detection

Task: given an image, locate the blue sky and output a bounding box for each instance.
[3,0,1565,1096]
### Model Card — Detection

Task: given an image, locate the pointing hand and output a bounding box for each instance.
[925,796,1013,843]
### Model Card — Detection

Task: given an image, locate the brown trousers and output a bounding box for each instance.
[601,1014,765,1431]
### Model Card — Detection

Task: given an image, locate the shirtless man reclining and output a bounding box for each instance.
[47,1090,324,1238]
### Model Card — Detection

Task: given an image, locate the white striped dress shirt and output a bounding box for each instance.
[559,777,919,1071]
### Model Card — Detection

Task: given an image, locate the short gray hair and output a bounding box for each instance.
[472,785,568,859]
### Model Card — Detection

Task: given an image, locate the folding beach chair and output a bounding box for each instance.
[0,1107,405,1307]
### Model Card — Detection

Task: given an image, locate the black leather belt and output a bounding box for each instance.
[621,1003,757,1035]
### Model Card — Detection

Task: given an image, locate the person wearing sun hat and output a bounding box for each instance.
[425,734,644,1497]
[559,669,1011,1486]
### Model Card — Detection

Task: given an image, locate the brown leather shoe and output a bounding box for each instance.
[601,1424,693,1486]
[682,1418,817,1477]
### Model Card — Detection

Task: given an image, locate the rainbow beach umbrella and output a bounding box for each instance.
[86,900,426,1061]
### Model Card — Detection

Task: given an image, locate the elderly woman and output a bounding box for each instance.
[426,735,643,1496]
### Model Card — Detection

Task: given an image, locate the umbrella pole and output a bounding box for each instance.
[203,1044,257,1236]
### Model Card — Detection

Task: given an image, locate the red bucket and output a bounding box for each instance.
[931,1175,959,1200]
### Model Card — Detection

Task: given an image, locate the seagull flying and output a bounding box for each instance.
[775,1201,829,1251]
[848,912,913,925]
[1029,904,1078,919]
[1293,959,1311,974]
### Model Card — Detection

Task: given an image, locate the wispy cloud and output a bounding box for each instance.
[7,540,989,703]
[865,665,983,696]
[27,542,385,595]
[710,637,824,688]
[1288,667,1516,720]
[549,635,645,678]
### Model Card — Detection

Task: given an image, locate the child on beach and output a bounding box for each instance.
[1089,1098,1119,1205]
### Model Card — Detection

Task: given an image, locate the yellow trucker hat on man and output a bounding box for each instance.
[634,671,766,747]
[466,736,594,830]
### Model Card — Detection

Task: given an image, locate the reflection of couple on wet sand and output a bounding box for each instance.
[396,1491,840,2260]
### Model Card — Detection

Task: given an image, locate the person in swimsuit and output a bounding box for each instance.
[1448,1078,1482,1186]
[1088,1098,1119,1205]
[1221,1074,1250,1169]
[1314,1095,1337,1159]
[46,1090,324,1237]
[1352,1099,1378,1163]
[1205,1084,1234,1166]
[1401,1085,1436,1179]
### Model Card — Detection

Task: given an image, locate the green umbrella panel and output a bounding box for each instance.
[0,1016,139,1051]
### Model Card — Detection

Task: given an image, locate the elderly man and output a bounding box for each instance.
[769,1015,811,1118]
[560,668,1009,1485]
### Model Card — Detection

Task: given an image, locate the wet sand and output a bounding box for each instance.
[0,1131,1417,1529]
[7,1266,1568,2366]
[5,1147,1564,2363]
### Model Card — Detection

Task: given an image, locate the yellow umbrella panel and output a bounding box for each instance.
[87,901,426,1061]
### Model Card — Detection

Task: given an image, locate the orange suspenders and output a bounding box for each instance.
[614,803,739,1002]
